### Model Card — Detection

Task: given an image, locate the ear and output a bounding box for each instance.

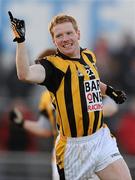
[77,30,80,40]
[52,37,56,46]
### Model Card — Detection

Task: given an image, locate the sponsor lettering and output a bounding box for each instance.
[84,79,103,112]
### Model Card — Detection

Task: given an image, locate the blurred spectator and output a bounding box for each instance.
[123,59,135,95]
[0,52,7,97]
[93,36,114,83]
[6,65,35,99]
[116,96,135,154]
[111,34,135,94]
[0,98,38,152]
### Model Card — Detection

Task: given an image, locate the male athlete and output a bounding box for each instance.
[8,11,131,180]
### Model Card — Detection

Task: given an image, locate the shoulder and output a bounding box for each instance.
[42,55,69,73]
[82,48,96,63]
[39,91,52,110]
[36,56,56,71]
[41,90,51,100]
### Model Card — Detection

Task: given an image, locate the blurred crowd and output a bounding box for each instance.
[0,33,135,155]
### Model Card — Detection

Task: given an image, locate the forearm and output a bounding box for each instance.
[100,82,107,95]
[9,12,45,83]
[100,82,127,104]
[16,42,30,81]
[24,120,53,138]
[16,43,45,83]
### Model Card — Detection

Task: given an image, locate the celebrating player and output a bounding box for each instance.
[8,11,131,180]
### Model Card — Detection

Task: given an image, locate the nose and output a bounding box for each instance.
[63,34,69,41]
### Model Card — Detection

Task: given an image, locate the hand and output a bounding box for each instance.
[9,108,24,128]
[8,11,25,43]
[112,90,127,104]
[106,86,127,104]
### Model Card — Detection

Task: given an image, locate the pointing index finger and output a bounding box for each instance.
[8,11,14,21]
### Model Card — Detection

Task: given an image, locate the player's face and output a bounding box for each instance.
[52,22,80,58]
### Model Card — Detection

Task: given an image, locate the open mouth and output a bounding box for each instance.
[63,43,73,49]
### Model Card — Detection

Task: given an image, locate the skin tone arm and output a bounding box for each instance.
[16,43,45,84]
[100,82,107,95]
[100,82,119,117]
[23,120,53,138]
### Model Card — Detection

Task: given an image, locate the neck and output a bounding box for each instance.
[57,47,83,61]
[70,47,80,58]
[58,47,81,59]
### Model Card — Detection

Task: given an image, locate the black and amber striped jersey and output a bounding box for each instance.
[39,48,104,137]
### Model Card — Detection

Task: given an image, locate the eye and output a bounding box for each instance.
[55,34,62,38]
[67,31,73,35]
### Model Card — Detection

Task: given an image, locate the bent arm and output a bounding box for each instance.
[16,43,45,84]
[100,82,107,95]
[24,120,53,138]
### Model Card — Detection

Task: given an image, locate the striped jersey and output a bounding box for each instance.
[39,48,104,137]
[38,90,57,137]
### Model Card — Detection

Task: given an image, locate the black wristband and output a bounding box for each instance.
[13,37,25,43]
[106,85,116,97]
[105,85,127,104]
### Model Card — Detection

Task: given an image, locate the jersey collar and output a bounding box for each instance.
[56,47,86,61]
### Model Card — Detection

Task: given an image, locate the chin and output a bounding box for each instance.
[63,49,75,57]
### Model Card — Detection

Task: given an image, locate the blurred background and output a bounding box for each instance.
[0,0,135,179]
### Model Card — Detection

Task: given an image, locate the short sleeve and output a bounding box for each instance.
[39,59,65,93]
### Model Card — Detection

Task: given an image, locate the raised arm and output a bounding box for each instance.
[8,11,45,84]
[16,43,45,83]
